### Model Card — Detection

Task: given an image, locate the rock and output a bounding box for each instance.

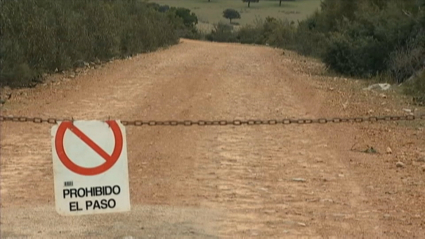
[297,222,307,227]
[386,147,392,154]
[364,147,377,154]
[291,178,306,182]
[1,92,11,101]
[403,108,412,113]
[421,165,425,172]
[396,161,405,168]
[379,93,387,98]
[73,60,88,68]
[363,83,391,91]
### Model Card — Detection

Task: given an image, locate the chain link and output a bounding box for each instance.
[0,116,62,124]
[1,114,424,126]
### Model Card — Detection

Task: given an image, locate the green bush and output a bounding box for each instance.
[265,19,296,48]
[387,27,425,83]
[236,19,265,44]
[0,0,180,88]
[160,6,201,39]
[233,17,296,47]
[206,23,238,42]
[403,71,425,105]
[322,32,382,78]
[292,27,327,57]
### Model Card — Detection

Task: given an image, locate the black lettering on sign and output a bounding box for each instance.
[109,198,116,208]
[113,186,120,195]
[71,188,77,198]
[62,185,121,199]
[85,200,93,210]
[64,181,73,187]
[69,201,82,211]
[63,189,70,199]
[85,199,116,210]
[93,200,102,209]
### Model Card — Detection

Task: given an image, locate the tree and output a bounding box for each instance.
[279,0,294,7]
[170,7,198,28]
[242,0,260,8]
[223,9,241,23]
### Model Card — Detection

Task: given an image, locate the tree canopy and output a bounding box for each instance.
[223,9,241,23]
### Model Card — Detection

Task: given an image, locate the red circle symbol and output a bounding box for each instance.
[55,121,123,176]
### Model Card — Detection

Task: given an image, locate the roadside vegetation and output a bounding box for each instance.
[0,0,198,88]
[204,0,425,103]
[1,0,424,103]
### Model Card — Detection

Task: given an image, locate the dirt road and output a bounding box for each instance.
[1,39,425,238]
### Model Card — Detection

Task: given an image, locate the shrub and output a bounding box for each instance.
[322,32,382,77]
[264,18,296,48]
[0,0,179,88]
[206,23,238,42]
[387,28,425,83]
[403,71,425,105]
[314,0,422,78]
[236,18,265,44]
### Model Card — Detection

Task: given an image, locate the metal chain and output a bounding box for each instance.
[1,114,424,126]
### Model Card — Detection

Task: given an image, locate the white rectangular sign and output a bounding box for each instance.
[51,120,130,216]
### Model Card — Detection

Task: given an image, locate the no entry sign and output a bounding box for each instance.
[51,120,130,216]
